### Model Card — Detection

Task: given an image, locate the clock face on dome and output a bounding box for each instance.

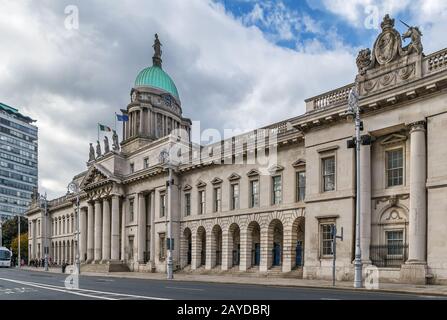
[131,91,137,102]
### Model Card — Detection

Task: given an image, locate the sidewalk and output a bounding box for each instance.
[18,266,447,297]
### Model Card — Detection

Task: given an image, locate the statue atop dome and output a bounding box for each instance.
[153,33,163,67]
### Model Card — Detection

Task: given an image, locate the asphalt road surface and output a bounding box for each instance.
[0,268,445,300]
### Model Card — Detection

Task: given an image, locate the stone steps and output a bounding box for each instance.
[81,262,130,273]
[177,265,303,279]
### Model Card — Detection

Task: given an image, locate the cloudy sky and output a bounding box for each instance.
[1,0,446,199]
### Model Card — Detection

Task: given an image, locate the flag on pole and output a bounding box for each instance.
[98,123,112,132]
[116,114,129,122]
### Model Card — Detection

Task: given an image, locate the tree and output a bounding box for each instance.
[11,232,28,264]
[1,216,28,249]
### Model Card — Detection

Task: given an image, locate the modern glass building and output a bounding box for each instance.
[0,102,38,220]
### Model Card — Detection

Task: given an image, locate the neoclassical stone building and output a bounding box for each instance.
[27,16,447,284]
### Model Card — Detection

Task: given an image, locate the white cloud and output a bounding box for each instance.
[0,0,361,199]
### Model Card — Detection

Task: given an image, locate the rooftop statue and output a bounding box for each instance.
[152,33,163,67]
[401,20,423,55]
[112,130,120,151]
[356,48,372,75]
[96,140,102,158]
[89,143,95,162]
[104,136,110,154]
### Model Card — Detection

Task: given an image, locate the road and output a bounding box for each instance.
[0,268,444,300]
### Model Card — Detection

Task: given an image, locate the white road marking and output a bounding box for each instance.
[166,286,205,291]
[320,298,340,300]
[0,277,170,300]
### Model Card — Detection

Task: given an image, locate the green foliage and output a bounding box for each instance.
[1,216,28,249]
[11,232,28,263]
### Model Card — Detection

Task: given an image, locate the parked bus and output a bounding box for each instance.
[0,246,12,267]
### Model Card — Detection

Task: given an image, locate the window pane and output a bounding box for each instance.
[386,230,404,255]
[250,180,259,207]
[297,171,306,201]
[272,176,282,204]
[322,157,335,192]
[321,224,334,256]
[386,149,404,187]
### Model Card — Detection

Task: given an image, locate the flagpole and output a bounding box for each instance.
[97,123,99,142]
[114,112,117,131]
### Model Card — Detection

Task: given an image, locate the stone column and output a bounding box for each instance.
[282,226,293,273]
[191,233,199,270]
[111,195,120,261]
[360,137,372,264]
[259,227,269,272]
[205,232,213,270]
[94,200,102,262]
[408,122,427,263]
[86,202,94,262]
[137,193,146,263]
[80,207,87,262]
[139,108,144,135]
[239,230,250,271]
[221,231,231,271]
[121,199,126,261]
[149,191,156,270]
[102,198,111,262]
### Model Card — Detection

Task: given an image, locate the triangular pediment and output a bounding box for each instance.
[80,163,117,189]
[196,180,207,188]
[228,173,241,181]
[292,159,306,168]
[211,177,223,185]
[246,169,260,177]
[183,184,192,191]
[380,133,407,145]
[268,164,285,174]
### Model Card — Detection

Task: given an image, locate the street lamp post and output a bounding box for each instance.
[68,181,81,275]
[347,84,363,288]
[347,84,362,288]
[160,149,177,280]
[39,193,49,271]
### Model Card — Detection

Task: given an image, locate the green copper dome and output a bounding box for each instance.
[135,65,179,100]
[135,34,180,100]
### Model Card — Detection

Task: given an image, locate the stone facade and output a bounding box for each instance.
[26,16,447,284]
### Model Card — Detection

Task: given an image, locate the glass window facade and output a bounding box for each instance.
[0,105,37,220]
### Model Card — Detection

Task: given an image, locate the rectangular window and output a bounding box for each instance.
[386,230,404,255]
[296,171,306,202]
[129,199,134,222]
[159,233,166,260]
[198,190,205,215]
[213,187,221,212]
[143,157,149,169]
[231,184,240,210]
[321,224,334,256]
[272,176,282,205]
[322,156,335,192]
[184,193,191,216]
[160,194,166,217]
[386,149,403,187]
[130,163,135,173]
[250,180,259,208]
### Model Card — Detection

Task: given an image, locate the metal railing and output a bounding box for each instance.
[370,244,408,268]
